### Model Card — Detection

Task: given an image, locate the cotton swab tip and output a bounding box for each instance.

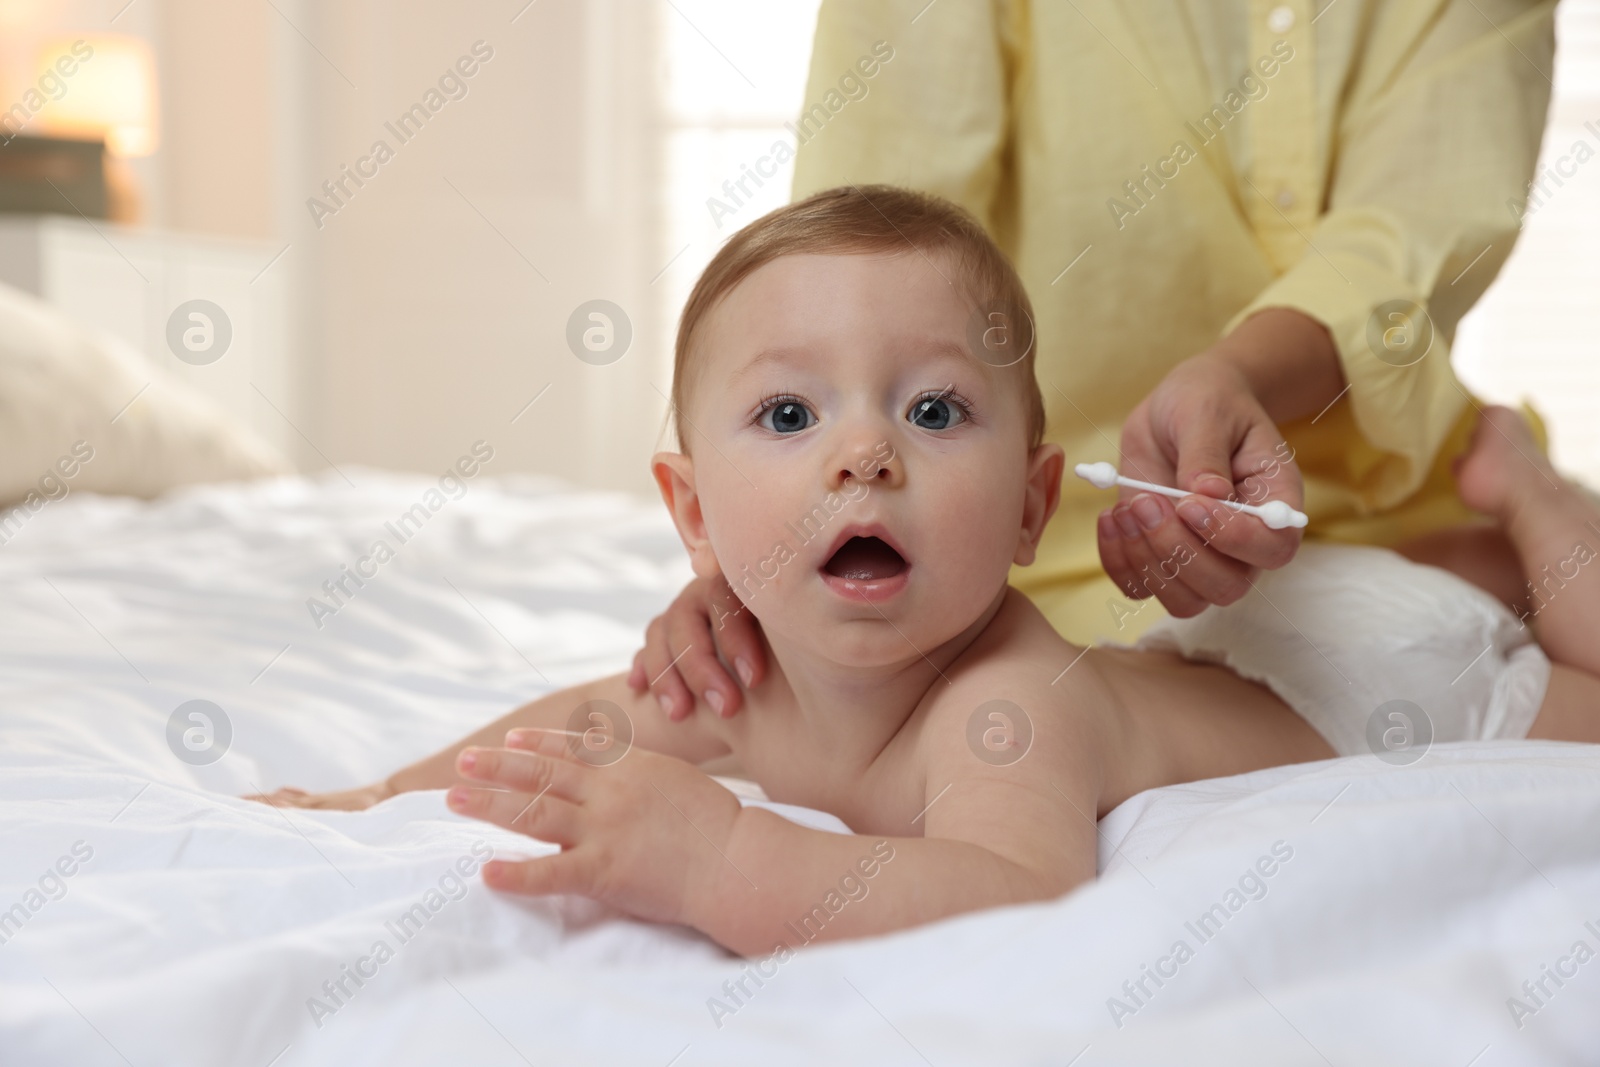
[1253,500,1308,530]
[1074,462,1119,490]
[1076,458,1308,530]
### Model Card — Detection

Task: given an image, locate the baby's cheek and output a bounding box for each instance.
[702,504,809,605]
[929,483,1028,581]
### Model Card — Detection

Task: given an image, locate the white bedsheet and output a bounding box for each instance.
[2,472,1598,1066]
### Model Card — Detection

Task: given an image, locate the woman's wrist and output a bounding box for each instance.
[1204,307,1343,425]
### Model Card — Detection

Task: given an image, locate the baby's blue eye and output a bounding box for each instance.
[909,395,965,430]
[760,400,815,434]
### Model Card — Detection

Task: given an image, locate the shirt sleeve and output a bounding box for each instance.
[1224,0,1557,512]
[790,0,1024,233]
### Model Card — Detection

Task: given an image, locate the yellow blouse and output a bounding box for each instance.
[792,0,1556,644]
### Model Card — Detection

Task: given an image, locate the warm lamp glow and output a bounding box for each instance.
[33,36,159,158]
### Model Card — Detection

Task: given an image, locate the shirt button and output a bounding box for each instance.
[1275,187,1296,209]
[1268,5,1295,33]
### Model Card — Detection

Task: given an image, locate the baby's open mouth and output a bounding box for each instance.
[822,536,908,582]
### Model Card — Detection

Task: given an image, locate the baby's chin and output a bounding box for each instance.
[798,629,937,672]
[760,606,986,672]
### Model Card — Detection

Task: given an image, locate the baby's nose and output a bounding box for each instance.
[833,443,901,490]
[843,462,890,483]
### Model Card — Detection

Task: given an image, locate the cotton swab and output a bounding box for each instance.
[1074,461,1308,530]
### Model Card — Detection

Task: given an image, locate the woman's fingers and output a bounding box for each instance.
[1105,348,1309,616]
[1174,488,1300,572]
[626,648,647,692]
[661,583,742,719]
[638,614,697,721]
[1167,390,1250,500]
[1138,493,1257,607]
[1110,499,1211,617]
[1184,420,1303,570]
[1165,387,1304,572]
[1107,494,1257,616]
[705,573,766,692]
[1102,503,1200,613]
[637,577,764,721]
[1107,405,1159,489]
[242,789,296,807]
[249,787,309,806]
[244,785,386,811]
[1097,510,1148,601]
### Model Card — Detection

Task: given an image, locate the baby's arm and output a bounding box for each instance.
[453,681,1101,954]
[249,672,731,809]
[704,803,1093,954]
[702,698,1103,952]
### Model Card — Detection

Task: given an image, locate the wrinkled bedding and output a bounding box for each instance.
[2,472,1597,1065]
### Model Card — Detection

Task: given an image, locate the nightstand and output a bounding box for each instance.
[0,214,297,458]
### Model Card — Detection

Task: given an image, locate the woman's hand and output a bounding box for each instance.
[1101,309,1337,618]
[627,573,767,721]
[244,780,396,811]
[446,728,742,929]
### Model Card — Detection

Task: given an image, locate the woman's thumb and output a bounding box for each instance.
[1172,421,1236,499]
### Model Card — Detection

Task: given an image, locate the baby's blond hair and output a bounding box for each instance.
[671,184,1045,451]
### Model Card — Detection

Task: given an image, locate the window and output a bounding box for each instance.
[1454,0,1600,485]
[654,0,823,423]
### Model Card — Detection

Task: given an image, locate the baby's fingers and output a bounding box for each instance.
[483,851,592,897]
[448,785,584,847]
[458,745,587,799]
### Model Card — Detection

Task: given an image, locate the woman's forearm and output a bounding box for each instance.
[695,808,1066,957]
[1207,306,1344,425]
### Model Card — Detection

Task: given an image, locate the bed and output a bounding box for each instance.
[3,470,1599,1066]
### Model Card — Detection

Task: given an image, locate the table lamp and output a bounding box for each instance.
[33,35,159,223]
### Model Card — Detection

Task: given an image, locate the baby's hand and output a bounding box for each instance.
[447,728,742,929]
[244,782,395,811]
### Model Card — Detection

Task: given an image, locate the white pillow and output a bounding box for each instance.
[0,281,290,510]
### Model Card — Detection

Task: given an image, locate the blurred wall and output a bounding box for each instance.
[2,0,669,497]
[158,0,276,240]
[293,0,666,495]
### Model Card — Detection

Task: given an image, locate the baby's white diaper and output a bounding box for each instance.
[1133,543,1550,759]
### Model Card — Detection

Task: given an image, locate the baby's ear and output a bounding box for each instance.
[1014,442,1064,567]
[652,452,723,579]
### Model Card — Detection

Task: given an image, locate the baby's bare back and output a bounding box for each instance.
[718,590,1333,897]
[899,591,1333,825]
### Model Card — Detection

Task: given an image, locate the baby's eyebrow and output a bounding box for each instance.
[911,337,978,367]
[729,337,977,388]
[729,346,812,388]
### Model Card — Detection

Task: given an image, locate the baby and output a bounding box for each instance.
[256,186,1600,957]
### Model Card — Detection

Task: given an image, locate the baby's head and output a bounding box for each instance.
[654,185,1063,668]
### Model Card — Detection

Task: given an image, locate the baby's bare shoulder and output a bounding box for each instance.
[904,590,1109,891]
[918,632,1105,782]
[919,588,1102,746]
